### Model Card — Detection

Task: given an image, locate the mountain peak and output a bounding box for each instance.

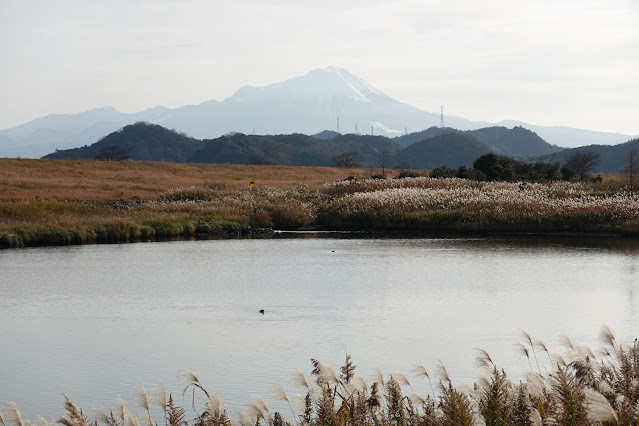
[303,66,385,102]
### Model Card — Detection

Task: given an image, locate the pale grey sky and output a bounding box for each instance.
[1,0,638,134]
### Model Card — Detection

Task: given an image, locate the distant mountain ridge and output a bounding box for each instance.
[42,121,567,170]
[2,66,637,158]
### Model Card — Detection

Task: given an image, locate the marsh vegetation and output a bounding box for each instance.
[3,164,639,248]
[1,328,637,426]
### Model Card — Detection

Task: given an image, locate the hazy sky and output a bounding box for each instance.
[1,0,638,134]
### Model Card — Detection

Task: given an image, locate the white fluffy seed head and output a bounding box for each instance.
[134,385,151,412]
[153,384,168,410]
[584,388,618,423]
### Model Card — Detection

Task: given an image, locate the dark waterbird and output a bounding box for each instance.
[259,309,264,314]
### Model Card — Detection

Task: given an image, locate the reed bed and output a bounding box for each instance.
[3,176,639,248]
[317,178,639,233]
[2,328,637,426]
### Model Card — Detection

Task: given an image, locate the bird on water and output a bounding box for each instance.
[259,309,265,314]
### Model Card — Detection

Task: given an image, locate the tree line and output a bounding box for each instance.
[332,148,639,188]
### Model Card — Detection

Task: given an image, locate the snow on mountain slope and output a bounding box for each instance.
[0,66,635,158]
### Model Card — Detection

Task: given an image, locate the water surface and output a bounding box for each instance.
[1,234,638,419]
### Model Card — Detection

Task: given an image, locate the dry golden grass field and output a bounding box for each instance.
[0,158,369,201]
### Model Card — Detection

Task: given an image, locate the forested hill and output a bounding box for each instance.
[44,122,204,162]
[43,122,638,172]
[394,126,562,158]
[391,132,492,169]
[43,122,403,167]
[551,137,639,173]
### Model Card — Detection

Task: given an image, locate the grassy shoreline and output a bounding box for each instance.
[2,160,639,249]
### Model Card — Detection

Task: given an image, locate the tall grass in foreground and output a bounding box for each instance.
[2,328,637,426]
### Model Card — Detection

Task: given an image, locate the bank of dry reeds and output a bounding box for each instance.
[2,328,637,426]
[3,175,639,248]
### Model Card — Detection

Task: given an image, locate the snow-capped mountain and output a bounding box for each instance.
[0,66,635,158]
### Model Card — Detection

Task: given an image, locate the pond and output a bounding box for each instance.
[1,233,638,420]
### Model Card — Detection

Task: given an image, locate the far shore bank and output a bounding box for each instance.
[2,159,639,249]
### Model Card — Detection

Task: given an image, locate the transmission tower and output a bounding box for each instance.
[440,106,444,128]
[355,123,358,135]
[337,116,340,133]
[371,125,374,136]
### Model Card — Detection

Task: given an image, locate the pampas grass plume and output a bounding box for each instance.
[177,370,201,393]
[153,384,168,410]
[237,411,253,426]
[134,385,151,412]
[371,367,385,386]
[272,384,289,402]
[599,325,617,348]
[436,361,450,384]
[4,402,24,426]
[205,393,225,419]
[583,388,618,423]
[473,348,494,370]
[290,370,310,390]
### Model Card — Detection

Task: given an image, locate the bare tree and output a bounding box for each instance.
[378,149,390,178]
[249,153,271,165]
[331,151,361,168]
[94,146,130,161]
[564,151,600,181]
[625,149,639,191]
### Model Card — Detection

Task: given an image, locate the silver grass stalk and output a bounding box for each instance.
[1,410,5,425]
[115,396,128,426]
[371,367,385,386]
[599,325,617,348]
[272,384,289,403]
[125,413,139,426]
[292,394,307,414]
[521,330,541,373]
[5,403,24,426]
[514,343,532,371]
[134,385,151,412]
[289,370,311,390]
[59,395,89,426]
[583,388,618,424]
[353,375,368,392]
[393,372,412,389]
[205,393,225,419]
[560,335,575,351]
[95,406,110,425]
[413,364,436,397]
[554,354,567,368]
[177,369,204,394]
[271,385,298,426]
[249,395,272,424]
[436,361,450,384]
[140,413,154,426]
[315,362,340,385]
[524,372,546,398]
[535,339,554,366]
[238,411,253,426]
[409,393,426,408]
[474,348,495,371]
[229,419,238,426]
[153,384,168,411]
[35,417,53,426]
